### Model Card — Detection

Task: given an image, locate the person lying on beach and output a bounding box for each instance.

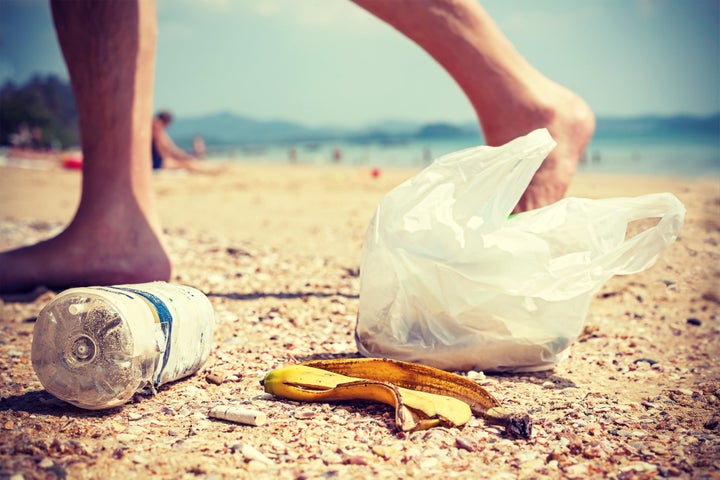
[0,0,595,293]
[151,110,216,173]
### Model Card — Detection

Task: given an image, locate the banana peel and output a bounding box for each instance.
[262,357,531,439]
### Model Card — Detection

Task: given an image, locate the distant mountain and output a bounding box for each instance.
[168,111,321,145]
[170,111,719,150]
[360,119,426,136]
[416,122,472,139]
[170,112,486,148]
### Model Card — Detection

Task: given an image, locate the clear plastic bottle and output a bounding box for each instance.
[31,282,215,410]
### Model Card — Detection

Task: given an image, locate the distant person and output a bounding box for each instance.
[0,0,595,293]
[7,124,58,161]
[8,123,31,148]
[332,147,343,163]
[29,127,50,151]
[192,135,206,159]
[422,147,433,164]
[151,110,204,171]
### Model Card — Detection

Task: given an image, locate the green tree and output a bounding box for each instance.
[0,74,79,149]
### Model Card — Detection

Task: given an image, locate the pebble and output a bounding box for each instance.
[206,373,225,385]
[455,436,477,452]
[241,445,274,466]
[565,463,589,477]
[704,417,719,430]
[619,461,658,473]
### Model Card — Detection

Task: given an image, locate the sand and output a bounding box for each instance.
[0,161,718,479]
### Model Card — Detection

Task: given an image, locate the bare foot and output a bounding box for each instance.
[482,86,596,212]
[0,207,171,294]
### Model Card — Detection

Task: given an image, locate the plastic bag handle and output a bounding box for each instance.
[592,192,685,275]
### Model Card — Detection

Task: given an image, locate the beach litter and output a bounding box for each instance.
[31,282,215,410]
[208,405,267,427]
[356,128,686,373]
[262,358,532,439]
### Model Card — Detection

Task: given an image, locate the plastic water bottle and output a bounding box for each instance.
[31,282,215,410]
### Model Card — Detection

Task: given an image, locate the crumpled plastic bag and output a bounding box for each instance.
[355,129,685,372]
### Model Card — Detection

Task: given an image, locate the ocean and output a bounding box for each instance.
[208,130,720,179]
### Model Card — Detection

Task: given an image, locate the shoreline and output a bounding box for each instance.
[1,161,718,264]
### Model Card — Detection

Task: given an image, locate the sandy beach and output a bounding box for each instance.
[0,161,718,479]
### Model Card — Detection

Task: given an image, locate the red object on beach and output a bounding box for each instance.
[370,168,381,179]
[62,156,83,170]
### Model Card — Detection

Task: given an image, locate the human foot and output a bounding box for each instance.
[481,87,595,212]
[0,213,171,294]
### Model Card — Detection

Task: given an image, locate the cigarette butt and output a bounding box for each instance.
[209,405,267,426]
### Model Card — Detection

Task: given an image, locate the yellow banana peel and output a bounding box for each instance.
[262,357,531,438]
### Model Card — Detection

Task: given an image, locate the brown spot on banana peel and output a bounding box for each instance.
[302,357,533,440]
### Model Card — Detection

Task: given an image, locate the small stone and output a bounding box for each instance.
[294,410,316,420]
[206,373,225,385]
[116,433,136,442]
[704,417,719,430]
[246,459,269,471]
[342,455,368,465]
[241,445,273,465]
[38,458,54,469]
[565,464,589,477]
[371,444,397,460]
[633,358,658,366]
[455,436,477,452]
[619,461,658,473]
[466,370,485,381]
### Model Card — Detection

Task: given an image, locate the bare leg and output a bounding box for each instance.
[353,0,595,211]
[0,0,170,293]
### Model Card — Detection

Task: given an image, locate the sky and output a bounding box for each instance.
[0,0,718,128]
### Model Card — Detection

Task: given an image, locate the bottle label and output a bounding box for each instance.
[112,283,214,387]
[114,286,174,385]
[96,283,214,387]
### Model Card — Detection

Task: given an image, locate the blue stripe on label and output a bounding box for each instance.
[113,286,173,386]
[96,286,135,299]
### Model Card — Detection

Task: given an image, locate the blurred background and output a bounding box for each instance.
[0,0,718,175]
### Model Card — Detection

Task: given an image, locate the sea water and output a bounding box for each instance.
[205,130,720,178]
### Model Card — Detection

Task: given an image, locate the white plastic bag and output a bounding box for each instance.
[356,129,685,372]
